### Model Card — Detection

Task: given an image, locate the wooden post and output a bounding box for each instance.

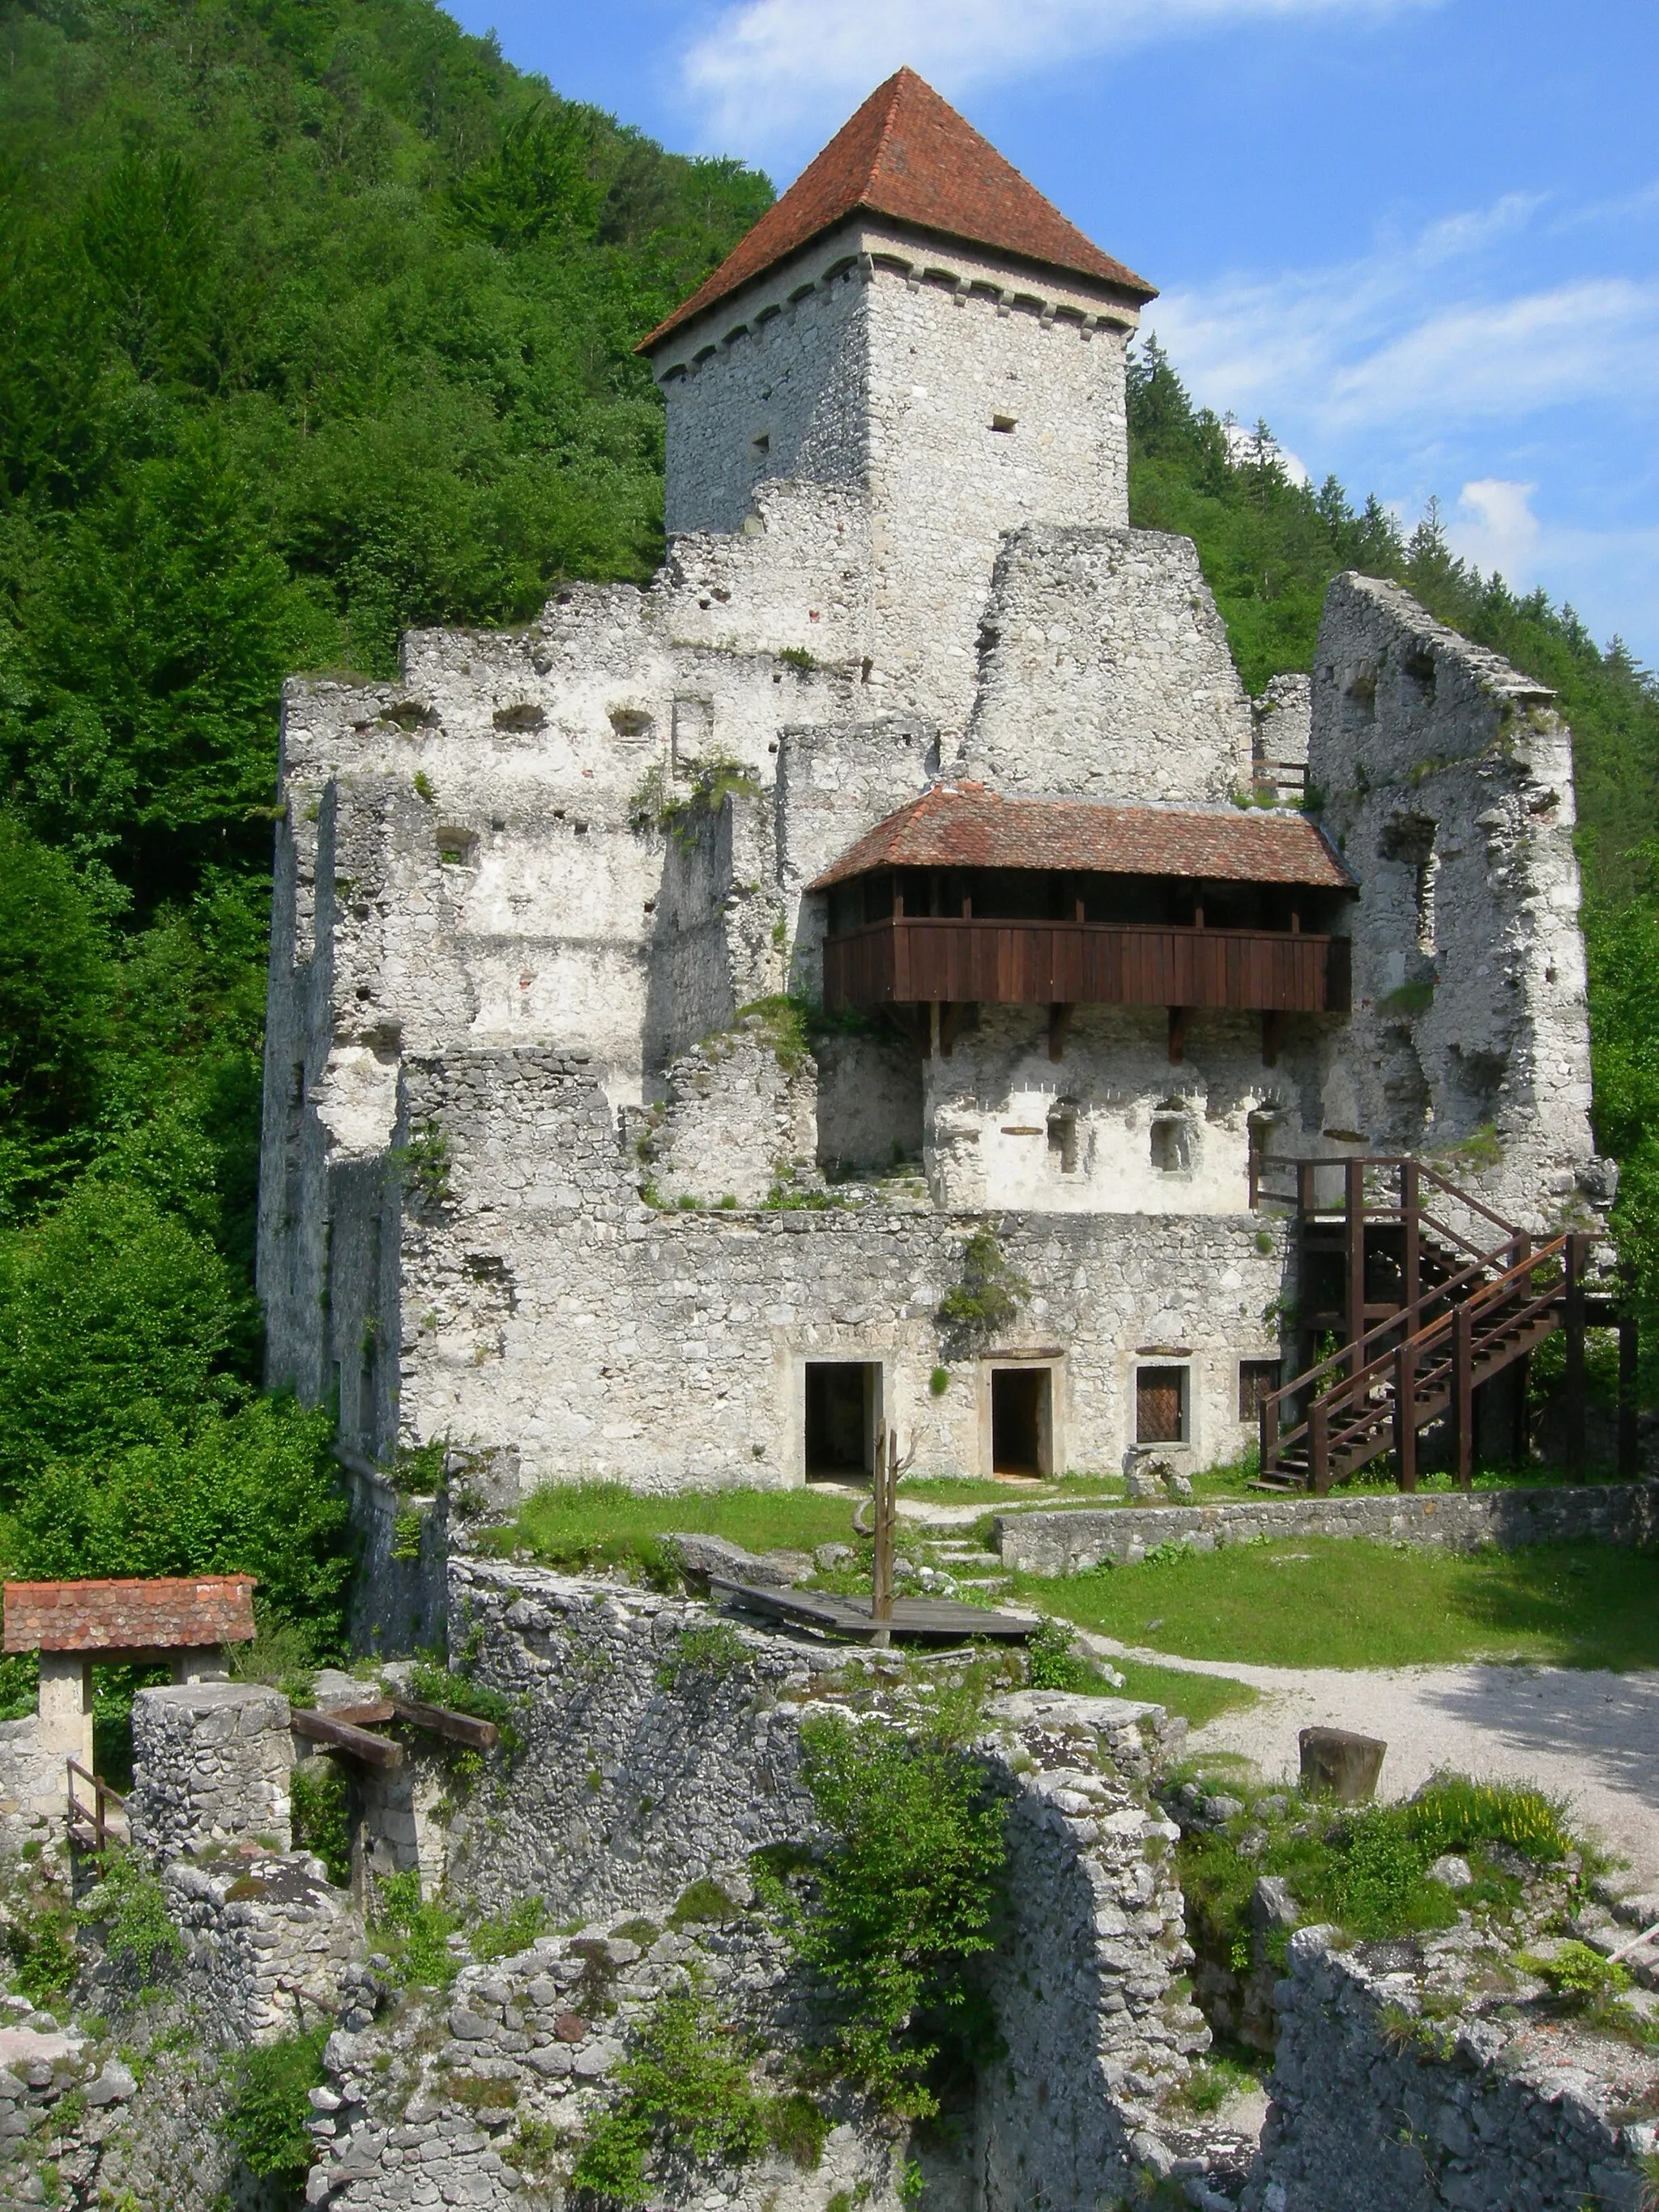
[1346,1157,1366,1379]
[1452,1301,1473,1489]
[1311,1394,1333,1494]
[1619,1319,1639,1481]
[1401,1161,1421,1328]
[1393,1342,1418,1492]
[1260,1393,1275,1479]
[1565,1234,1588,1481]
[868,1422,915,1648]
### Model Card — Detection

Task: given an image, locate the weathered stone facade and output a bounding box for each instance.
[255,77,1606,1524]
[128,1682,293,1861]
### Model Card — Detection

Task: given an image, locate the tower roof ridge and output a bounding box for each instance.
[640,67,1154,353]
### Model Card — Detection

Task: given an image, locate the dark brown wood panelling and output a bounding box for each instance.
[822,918,1347,1015]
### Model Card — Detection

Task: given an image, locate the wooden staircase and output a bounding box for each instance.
[1248,1154,1635,1495]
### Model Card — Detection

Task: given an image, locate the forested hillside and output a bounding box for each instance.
[0,0,1656,1692]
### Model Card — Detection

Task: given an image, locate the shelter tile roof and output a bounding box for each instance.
[642,69,1154,353]
[808,784,1355,890]
[3,1576,257,1654]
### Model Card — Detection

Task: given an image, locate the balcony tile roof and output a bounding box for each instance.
[808,784,1355,890]
[3,1576,257,1654]
[641,69,1154,354]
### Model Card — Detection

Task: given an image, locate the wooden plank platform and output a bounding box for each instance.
[710,1577,1034,1642]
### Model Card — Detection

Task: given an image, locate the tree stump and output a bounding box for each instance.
[1299,1726,1385,1804]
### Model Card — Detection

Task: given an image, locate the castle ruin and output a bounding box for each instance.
[257,69,1606,1502]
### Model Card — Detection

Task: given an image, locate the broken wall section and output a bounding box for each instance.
[1310,573,1603,1225]
[962,526,1254,801]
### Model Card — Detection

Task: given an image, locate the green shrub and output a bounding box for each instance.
[291,1756,352,1886]
[570,1988,769,2203]
[78,1850,183,1986]
[763,1713,1008,2117]
[8,1906,76,2006]
[657,1622,749,1689]
[1522,1939,1631,1998]
[1024,1615,1118,1694]
[373,1870,461,1988]
[938,1230,1030,1343]
[223,2027,328,2182]
[766,2089,830,2168]
[471,1895,547,1963]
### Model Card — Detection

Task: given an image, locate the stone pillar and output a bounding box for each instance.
[129,1683,293,1861]
[36,1652,93,1768]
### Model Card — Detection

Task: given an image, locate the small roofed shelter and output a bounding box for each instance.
[3,1576,257,1771]
[810,782,1355,1064]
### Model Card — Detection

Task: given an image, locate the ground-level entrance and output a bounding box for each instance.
[991,1366,1052,1477]
[804,1362,881,1480]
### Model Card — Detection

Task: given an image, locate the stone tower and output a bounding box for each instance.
[639,70,1155,736]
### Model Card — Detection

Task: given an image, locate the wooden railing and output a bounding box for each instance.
[822,916,1349,1015]
[66,1758,126,1853]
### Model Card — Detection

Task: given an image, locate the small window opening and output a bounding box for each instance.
[1149,1104,1191,1176]
[1047,1100,1080,1174]
[1239,1359,1281,1423]
[1414,850,1439,955]
[290,1061,306,1109]
[1137,1366,1187,1446]
[751,432,770,456]
[804,1362,879,1481]
[992,1367,1051,1476]
[990,414,1017,433]
[436,826,480,867]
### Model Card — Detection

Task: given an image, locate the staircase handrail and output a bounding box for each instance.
[1261,1232,1572,1480]
[1254,1153,1520,1239]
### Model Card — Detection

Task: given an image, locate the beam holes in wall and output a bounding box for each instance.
[991,415,1017,433]
[992,1367,1051,1477]
[804,1362,880,1481]
[1136,1366,1187,1446]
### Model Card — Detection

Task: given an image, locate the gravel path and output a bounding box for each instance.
[1075,1628,1659,1883]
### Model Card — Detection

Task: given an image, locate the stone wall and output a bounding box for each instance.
[648,1016,817,1208]
[0,1713,68,1852]
[388,1051,1289,1490]
[128,1683,293,1861]
[995,1476,1659,1575]
[160,1850,360,2048]
[1243,1925,1655,2212]
[1309,573,1604,1227]
[962,526,1254,802]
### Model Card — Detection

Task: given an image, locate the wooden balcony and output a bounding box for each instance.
[821,917,1350,1017]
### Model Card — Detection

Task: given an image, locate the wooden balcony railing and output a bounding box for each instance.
[821,917,1350,1016]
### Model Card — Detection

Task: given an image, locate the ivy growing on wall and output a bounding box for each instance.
[939,1228,1030,1346]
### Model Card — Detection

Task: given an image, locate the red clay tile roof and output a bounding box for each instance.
[3,1577,257,1654]
[642,69,1154,353]
[808,785,1355,890]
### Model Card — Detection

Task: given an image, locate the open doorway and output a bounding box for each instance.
[991,1367,1051,1477]
[804,1362,880,1481]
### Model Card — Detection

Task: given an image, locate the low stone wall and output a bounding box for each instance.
[1243,1925,1657,2212]
[163,1851,361,2048]
[996,1477,1659,1576]
[440,1562,825,1920]
[128,1682,294,1860]
[0,1711,66,1852]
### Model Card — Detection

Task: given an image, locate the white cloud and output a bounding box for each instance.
[681,0,1437,151]
[1149,207,1659,444]
[1446,479,1541,583]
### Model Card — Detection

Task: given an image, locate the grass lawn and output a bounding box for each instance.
[504,1480,867,1572]
[1010,1537,1659,1673]
[1107,1656,1259,1728]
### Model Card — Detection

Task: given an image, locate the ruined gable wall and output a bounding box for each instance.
[962,526,1255,799]
[1311,573,1600,1223]
[389,1049,1285,1489]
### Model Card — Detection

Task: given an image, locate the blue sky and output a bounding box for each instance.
[447,0,1658,664]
